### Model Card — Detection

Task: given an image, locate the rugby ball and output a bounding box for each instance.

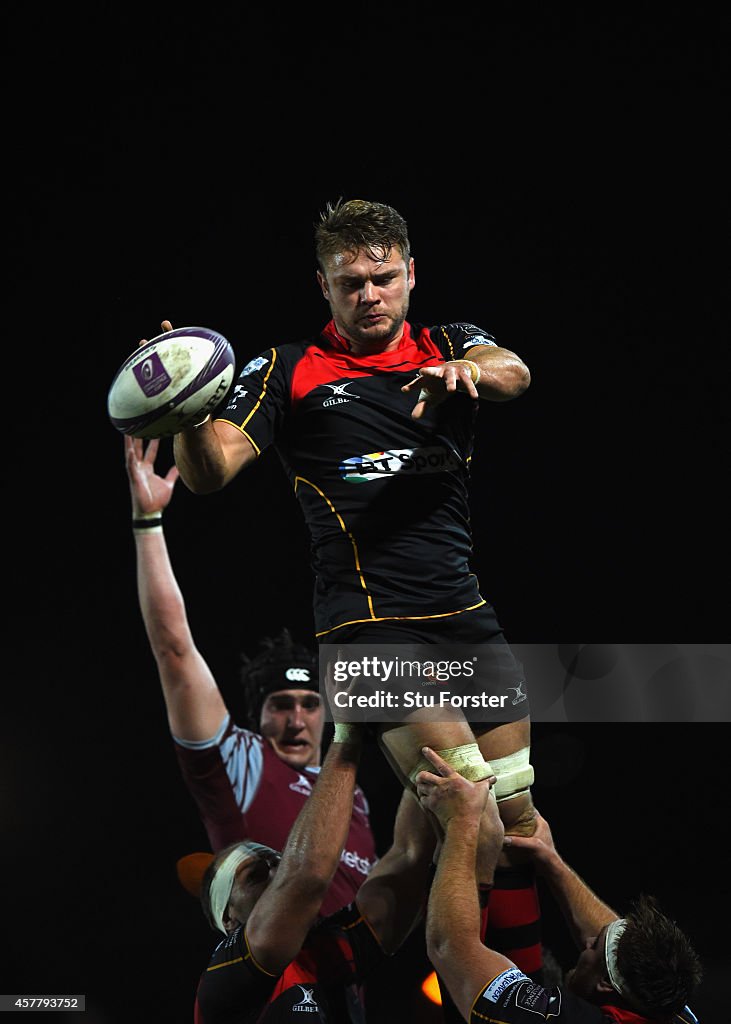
[107,326,235,438]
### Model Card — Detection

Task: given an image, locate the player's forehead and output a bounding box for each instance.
[263,689,321,703]
[327,246,406,278]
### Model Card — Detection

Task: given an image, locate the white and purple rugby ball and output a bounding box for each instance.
[107,327,235,438]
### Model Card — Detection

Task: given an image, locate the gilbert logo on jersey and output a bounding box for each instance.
[321,381,361,407]
[339,445,461,482]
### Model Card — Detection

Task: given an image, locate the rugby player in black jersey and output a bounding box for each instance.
[416,746,702,1024]
[163,198,542,977]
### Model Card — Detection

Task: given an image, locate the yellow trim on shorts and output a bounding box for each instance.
[315,599,487,638]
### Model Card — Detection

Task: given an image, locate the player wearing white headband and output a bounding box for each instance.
[193,719,440,1023]
[416,747,702,1024]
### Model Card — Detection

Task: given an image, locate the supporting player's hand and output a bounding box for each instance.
[125,435,180,518]
[415,746,496,828]
[401,361,479,419]
[502,811,558,870]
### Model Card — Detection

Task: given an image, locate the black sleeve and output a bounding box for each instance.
[216,347,288,455]
[431,323,498,361]
[195,926,277,1024]
[471,972,607,1023]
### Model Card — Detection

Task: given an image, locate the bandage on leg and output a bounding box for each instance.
[489,746,534,803]
[408,742,493,786]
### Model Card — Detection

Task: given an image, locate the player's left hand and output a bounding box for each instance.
[402,361,479,419]
[415,746,495,827]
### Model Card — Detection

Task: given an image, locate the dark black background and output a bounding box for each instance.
[5,6,729,1022]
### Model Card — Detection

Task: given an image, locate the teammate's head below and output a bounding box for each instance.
[200,840,282,934]
[566,894,701,1021]
[315,198,415,352]
[240,628,323,769]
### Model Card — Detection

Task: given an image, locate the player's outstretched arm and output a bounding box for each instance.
[505,812,619,949]
[417,747,516,1022]
[245,731,364,974]
[126,435,227,741]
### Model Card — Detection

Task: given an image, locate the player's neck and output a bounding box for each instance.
[338,327,405,356]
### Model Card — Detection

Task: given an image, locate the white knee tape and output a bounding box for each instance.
[408,742,493,785]
[490,746,534,802]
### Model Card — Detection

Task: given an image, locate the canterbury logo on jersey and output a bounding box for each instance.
[339,445,461,482]
[289,774,313,796]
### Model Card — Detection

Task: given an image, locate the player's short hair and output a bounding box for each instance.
[315,198,411,272]
[616,894,702,1019]
[239,627,319,731]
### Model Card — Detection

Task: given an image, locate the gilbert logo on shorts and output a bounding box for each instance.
[340,445,461,482]
[292,986,319,1012]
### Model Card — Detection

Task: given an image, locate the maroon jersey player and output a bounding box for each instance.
[125,435,376,916]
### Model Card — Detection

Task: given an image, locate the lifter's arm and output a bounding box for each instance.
[355,788,437,954]
[246,734,363,973]
[417,747,515,1022]
[505,812,619,949]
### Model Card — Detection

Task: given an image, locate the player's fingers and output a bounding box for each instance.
[138,338,148,348]
[421,746,455,777]
[401,373,424,392]
[161,320,173,332]
[144,437,160,463]
[165,465,180,486]
[415,769,443,787]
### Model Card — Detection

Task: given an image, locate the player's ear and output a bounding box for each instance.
[596,976,615,996]
[316,269,330,299]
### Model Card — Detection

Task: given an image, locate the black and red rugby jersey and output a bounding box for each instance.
[218,320,498,638]
[194,902,383,1023]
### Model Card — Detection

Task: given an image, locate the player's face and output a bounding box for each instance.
[317,246,415,354]
[564,926,610,1002]
[259,689,325,769]
[227,849,281,926]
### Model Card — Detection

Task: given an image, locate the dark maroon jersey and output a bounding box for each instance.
[218,320,499,638]
[194,902,383,1023]
[175,716,377,917]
